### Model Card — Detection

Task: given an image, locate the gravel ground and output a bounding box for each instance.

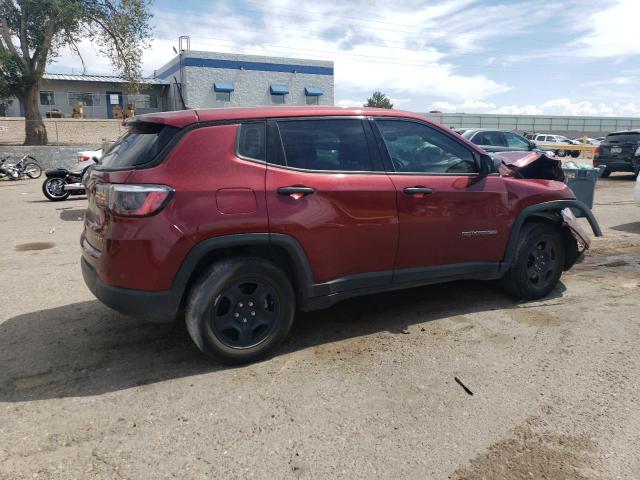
[0,174,639,479]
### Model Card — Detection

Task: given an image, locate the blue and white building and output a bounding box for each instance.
[154,50,334,110]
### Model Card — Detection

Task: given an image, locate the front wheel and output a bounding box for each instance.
[570,150,580,158]
[24,162,42,179]
[185,256,295,364]
[42,178,70,201]
[556,149,567,157]
[501,222,565,300]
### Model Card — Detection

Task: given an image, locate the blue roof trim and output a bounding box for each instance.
[213,82,234,92]
[305,87,324,96]
[156,61,180,79]
[270,85,289,95]
[186,57,332,75]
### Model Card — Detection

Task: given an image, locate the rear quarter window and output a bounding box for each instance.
[99,123,179,169]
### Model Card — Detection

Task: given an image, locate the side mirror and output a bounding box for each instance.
[478,153,494,176]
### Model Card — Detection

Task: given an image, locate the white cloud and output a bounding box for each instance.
[491,98,640,117]
[572,0,640,58]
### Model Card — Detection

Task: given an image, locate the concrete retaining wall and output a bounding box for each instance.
[0,118,125,146]
[0,145,95,170]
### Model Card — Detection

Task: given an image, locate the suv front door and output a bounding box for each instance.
[265,118,398,291]
[373,118,510,280]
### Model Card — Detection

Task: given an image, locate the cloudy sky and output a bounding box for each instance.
[49,0,640,116]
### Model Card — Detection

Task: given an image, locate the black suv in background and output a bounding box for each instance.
[457,129,541,153]
[595,130,640,177]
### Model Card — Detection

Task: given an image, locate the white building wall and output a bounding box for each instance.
[156,50,334,109]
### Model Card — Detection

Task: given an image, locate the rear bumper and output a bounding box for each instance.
[81,257,179,323]
[594,157,636,172]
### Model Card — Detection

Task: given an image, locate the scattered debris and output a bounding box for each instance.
[49,227,55,234]
[454,377,474,396]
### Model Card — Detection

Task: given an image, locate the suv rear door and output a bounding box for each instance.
[265,117,398,290]
[372,118,509,279]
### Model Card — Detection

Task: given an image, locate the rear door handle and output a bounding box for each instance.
[403,186,433,196]
[277,186,315,199]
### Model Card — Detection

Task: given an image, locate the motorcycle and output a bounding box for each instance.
[0,155,42,180]
[42,157,96,201]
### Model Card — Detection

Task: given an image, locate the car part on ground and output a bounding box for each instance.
[80,106,602,364]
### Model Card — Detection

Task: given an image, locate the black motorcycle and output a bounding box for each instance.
[42,159,95,201]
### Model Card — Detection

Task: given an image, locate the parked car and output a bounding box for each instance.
[572,137,601,146]
[81,106,601,364]
[527,133,580,158]
[459,129,540,153]
[594,130,640,178]
[76,148,103,164]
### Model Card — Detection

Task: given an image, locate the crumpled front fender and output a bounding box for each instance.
[561,207,591,249]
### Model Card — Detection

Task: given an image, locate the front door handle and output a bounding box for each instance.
[403,186,433,196]
[277,186,315,199]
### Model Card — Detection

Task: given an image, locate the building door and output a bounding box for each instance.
[105,91,123,119]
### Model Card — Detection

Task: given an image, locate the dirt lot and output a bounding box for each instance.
[1,175,639,479]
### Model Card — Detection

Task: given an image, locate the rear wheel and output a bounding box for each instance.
[42,178,70,201]
[501,222,565,300]
[185,256,295,364]
[556,149,566,157]
[570,150,580,158]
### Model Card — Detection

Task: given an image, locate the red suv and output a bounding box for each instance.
[81,107,601,363]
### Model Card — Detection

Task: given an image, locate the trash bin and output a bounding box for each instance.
[562,165,601,216]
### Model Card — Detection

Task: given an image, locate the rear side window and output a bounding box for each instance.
[472,131,506,146]
[237,122,266,160]
[605,132,640,143]
[276,119,373,171]
[99,123,179,169]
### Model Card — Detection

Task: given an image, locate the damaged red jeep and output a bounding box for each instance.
[81,107,601,363]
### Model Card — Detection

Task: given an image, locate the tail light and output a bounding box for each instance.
[94,183,173,217]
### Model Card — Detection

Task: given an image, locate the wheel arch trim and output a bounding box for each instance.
[501,199,601,270]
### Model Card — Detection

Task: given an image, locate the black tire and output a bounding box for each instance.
[556,149,566,157]
[42,178,70,201]
[600,169,611,178]
[185,256,295,364]
[570,150,580,158]
[24,162,42,179]
[501,222,565,300]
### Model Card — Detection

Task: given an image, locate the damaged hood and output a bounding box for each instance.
[492,151,565,181]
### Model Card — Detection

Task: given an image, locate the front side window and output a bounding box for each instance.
[504,132,530,149]
[40,91,55,106]
[237,123,265,160]
[376,120,477,174]
[276,119,373,171]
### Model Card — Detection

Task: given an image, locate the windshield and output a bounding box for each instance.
[99,123,179,169]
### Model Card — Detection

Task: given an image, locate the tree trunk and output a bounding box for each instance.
[23,84,47,145]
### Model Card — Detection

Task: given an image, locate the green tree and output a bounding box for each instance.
[0,0,153,145]
[364,91,393,109]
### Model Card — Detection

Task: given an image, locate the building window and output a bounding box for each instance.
[68,92,101,107]
[270,85,288,105]
[304,87,323,106]
[215,91,231,102]
[213,82,234,103]
[39,91,55,106]
[127,94,158,109]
